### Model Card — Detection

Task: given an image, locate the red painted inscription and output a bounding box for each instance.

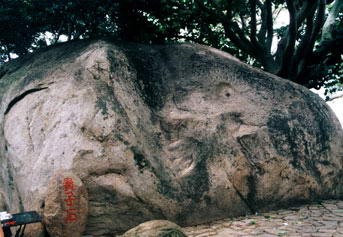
[63,177,78,223]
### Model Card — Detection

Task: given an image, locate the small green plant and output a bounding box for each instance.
[277,230,287,236]
[159,229,187,237]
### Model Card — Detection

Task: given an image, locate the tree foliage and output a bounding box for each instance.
[0,0,342,91]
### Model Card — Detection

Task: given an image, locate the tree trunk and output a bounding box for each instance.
[321,0,343,43]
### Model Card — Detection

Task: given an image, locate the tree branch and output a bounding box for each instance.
[257,2,267,44]
[292,13,315,78]
[294,0,327,84]
[327,93,343,102]
[265,0,273,52]
[311,0,327,44]
[249,0,258,45]
[195,0,258,58]
[290,1,320,77]
[296,1,316,26]
[53,20,64,45]
[319,0,343,46]
[254,0,278,73]
[194,0,214,16]
[274,1,317,63]
[239,14,247,30]
[277,0,297,78]
[222,21,256,55]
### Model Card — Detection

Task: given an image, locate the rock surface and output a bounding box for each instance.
[122,220,186,237]
[0,40,342,236]
[43,170,88,237]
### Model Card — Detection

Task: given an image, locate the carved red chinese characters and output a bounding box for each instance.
[63,177,78,223]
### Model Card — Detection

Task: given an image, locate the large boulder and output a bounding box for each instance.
[0,40,342,236]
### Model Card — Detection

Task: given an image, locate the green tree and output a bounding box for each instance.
[0,0,342,92]
[142,0,343,90]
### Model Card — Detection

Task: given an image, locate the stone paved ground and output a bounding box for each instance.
[182,200,343,237]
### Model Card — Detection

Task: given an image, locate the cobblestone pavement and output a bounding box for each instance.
[182,200,343,237]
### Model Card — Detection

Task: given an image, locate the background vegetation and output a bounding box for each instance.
[1,0,342,96]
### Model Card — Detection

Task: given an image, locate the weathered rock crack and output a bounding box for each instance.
[4,87,48,115]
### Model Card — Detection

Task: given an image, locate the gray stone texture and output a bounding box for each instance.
[183,200,343,237]
[122,220,186,237]
[0,40,342,236]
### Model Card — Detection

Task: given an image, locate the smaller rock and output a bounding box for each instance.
[43,170,88,237]
[121,220,187,237]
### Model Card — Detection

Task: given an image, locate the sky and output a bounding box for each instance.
[328,96,343,127]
